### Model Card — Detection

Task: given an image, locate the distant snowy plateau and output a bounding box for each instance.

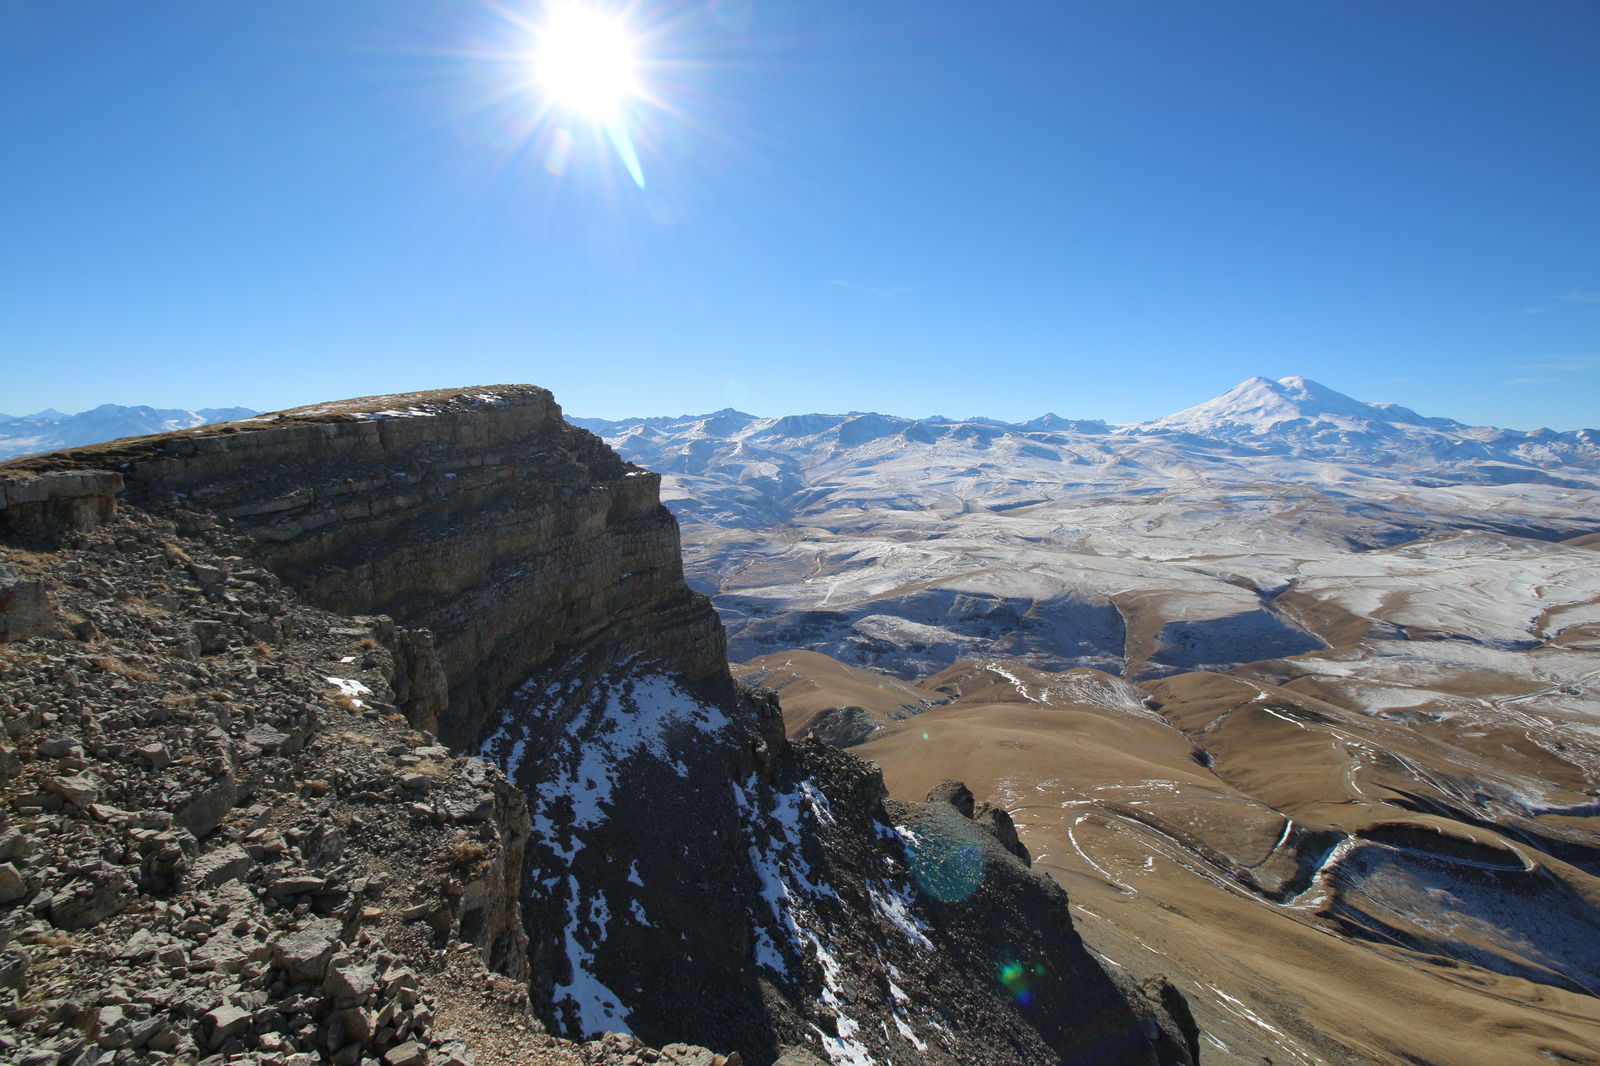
[574,375,1600,719]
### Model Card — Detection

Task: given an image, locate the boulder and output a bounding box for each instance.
[0,565,57,642]
[48,865,134,929]
[0,861,27,903]
[925,777,975,819]
[271,918,342,983]
[384,1040,427,1066]
[324,954,377,998]
[204,1004,252,1049]
[191,844,255,887]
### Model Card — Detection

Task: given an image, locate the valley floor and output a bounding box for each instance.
[736,630,1600,1066]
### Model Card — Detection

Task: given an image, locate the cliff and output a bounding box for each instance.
[0,385,1192,1066]
[0,386,728,748]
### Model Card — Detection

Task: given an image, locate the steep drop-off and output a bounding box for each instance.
[0,386,1190,1066]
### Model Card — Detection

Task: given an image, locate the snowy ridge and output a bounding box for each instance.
[0,403,259,460]
[573,378,1600,682]
[573,376,1599,495]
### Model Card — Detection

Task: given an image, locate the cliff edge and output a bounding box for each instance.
[0,386,1192,1066]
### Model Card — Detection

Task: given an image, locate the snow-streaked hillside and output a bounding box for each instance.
[572,377,1600,680]
[0,404,259,460]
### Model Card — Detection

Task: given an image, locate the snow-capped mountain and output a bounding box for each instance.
[572,378,1599,682]
[0,404,259,460]
[1147,374,1430,431]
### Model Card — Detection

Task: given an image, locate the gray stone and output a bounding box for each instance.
[925,778,975,819]
[0,566,57,642]
[271,918,342,983]
[324,956,377,998]
[204,1004,252,1049]
[37,736,83,759]
[383,1041,427,1066]
[191,844,255,887]
[0,861,27,903]
[46,774,101,809]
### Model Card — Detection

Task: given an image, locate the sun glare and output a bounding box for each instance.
[536,6,639,118]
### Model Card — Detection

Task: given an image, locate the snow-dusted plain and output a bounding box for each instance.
[572,376,1600,683]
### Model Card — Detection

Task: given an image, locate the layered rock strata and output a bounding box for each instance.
[0,387,727,747]
[0,506,729,1066]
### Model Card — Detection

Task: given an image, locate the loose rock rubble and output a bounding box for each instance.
[0,511,737,1066]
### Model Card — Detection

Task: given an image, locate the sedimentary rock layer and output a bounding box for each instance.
[1,386,728,748]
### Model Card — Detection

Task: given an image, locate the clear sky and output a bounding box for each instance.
[2,0,1597,429]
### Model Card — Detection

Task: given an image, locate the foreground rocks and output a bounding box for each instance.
[0,507,746,1066]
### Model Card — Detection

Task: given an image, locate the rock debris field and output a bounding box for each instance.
[0,508,739,1066]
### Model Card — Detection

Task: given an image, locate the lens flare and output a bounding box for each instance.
[544,128,574,174]
[904,809,986,901]
[998,960,1048,1008]
[536,6,638,116]
[532,4,647,186]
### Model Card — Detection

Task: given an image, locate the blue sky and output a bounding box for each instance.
[2,0,1597,429]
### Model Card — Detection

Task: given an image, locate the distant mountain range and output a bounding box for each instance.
[571,376,1600,681]
[0,404,260,461]
[573,375,1600,496]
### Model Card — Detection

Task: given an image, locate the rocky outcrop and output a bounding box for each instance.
[0,386,1189,1066]
[1,386,727,747]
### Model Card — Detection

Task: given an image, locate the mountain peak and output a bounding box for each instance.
[1148,375,1390,431]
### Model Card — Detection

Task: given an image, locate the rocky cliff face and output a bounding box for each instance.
[0,386,1189,1066]
[1,386,727,749]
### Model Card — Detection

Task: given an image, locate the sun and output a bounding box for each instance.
[535,6,639,118]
